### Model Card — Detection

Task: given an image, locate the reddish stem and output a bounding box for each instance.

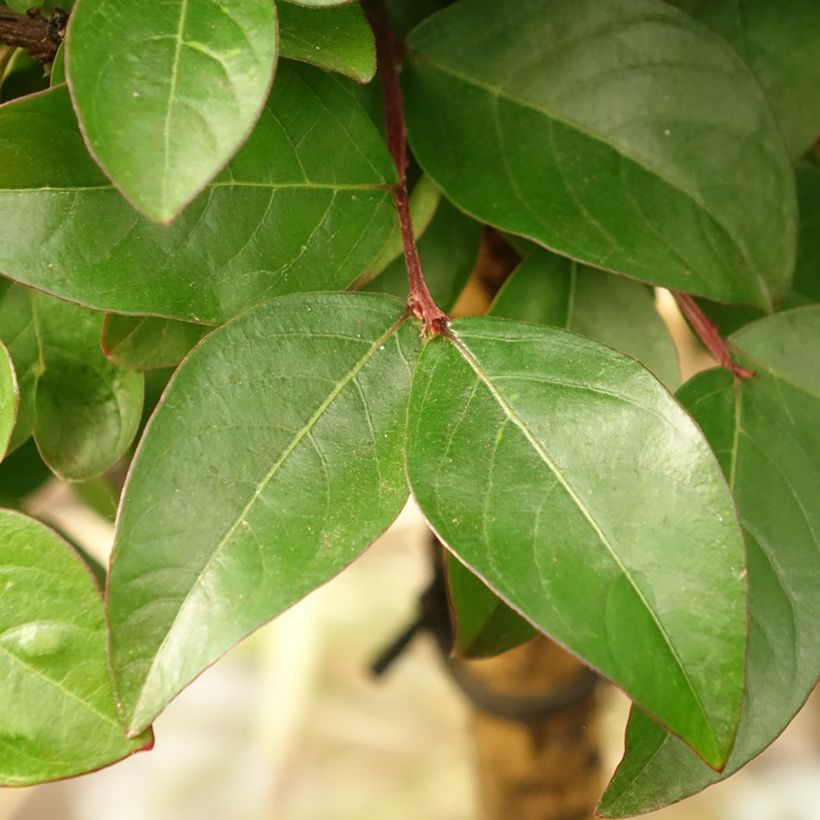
[672,291,754,379]
[370,5,449,336]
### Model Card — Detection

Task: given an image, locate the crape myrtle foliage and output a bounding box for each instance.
[0,0,817,814]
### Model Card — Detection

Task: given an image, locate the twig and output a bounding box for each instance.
[0,8,64,63]
[368,3,449,336]
[672,291,754,379]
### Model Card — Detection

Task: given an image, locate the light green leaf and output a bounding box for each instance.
[0,340,16,460]
[102,314,208,371]
[600,307,820,816]
[0,283,144,480]
[364,193,481,311]
[66,0,278,222]
[0,65,396,323]
[406,318,747,768]
[279,1,375,83]
[0,510,151,785]
[404,0,796,309]
[491,249,680,388]
[669,0,820,159]
[447,556,536,659]
[108,293,420,735]
[49,43,65,86]
[285,0,356,7]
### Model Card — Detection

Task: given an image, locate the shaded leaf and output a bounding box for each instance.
[0,438,51,507]
[364,192,481,311]
[108,293,420,735]
[491,249,680,388]
[279,1,376,83]
[0,510,151,785]
[406,318,747,768]
[669,0,820,159]
[404,0,796,309]
[102,314,208,371]
[447,556,536,659]
[0,283,144,480]
[793,163,820,305]
[600,307,820,816]
[0,64,396,322]
[67,0,278,221]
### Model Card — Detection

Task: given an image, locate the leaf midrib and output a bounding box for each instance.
[0,181,391,195]
[411,53,770,306]
[448,330,716,750]
[126,310,408,731]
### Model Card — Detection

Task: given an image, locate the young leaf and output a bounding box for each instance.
[669,0,820,159]
[491,249,680,388]
[0,284,144,480]
[406,318,747,769]
[108,293,420,735]
[0,510,151,785]
[0,340,16,460]
[66,0,278,222]
[447,556,536,659]
[404,0,796,309]
[0,64,396,323]
[279,1,376,83]
[364,195,482,311]
[600,307,820,816]
[101,315,209,371]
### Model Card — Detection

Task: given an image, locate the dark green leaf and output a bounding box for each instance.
[0,340,15,459]
[108,293,420,735]
[102,314,208,371]
[364,193,481,311]
[600,307,820,816]
[793,163,820,305]
[384,0,449,38]
[669,0,820,159]
[447,556,536,659]
[0,284,144,480]
[0,510,151,785]
[404,0,796,309]
[0,438,50,507]
[491,249,680,388]
[66,0,278,222]
[406,318,747,768]
[0,65,396,322]
[279,1,376,83]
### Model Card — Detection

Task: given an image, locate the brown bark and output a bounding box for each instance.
[463,637,602,820]
[0,9,63,63]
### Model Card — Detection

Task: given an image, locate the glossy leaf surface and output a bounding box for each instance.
[109,293,419,734]
[0,510,151,785]
[0,284,144,480]
[407,318,747,768]
[670,0,820,159]
[0,341,15,460]
[67,0,278,221]
[491,249,680,387]
[279,1,375,82]
[601,307,820,816]
[0,65,396,323]
[102,314,208,371]
[404,0,796,308]
[447,556,536,658]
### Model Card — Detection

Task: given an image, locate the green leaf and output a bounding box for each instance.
[285,0,356,7]
[279,1,376,83]
[669,0,820,159]
[491,249,680,388]
[108,292,420,735]
[793,163,820,305]
[66,0,278,222]
[406,318,747,768]
[0,340,16,460]
[447,556,536,659]
[0,284,144,480]
[49,42,65,86]
[404,0,796,309]
[600,307,820,816]
[102,314,208,371]
[0,439,51,507]
[0,65,396,323]
[384,0,449,38]
[364,193,481,311]
[0,510,151,785]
